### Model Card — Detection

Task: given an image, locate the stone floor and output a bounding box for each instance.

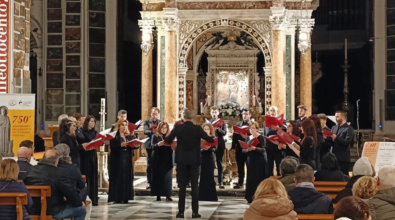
[91,176,249,220]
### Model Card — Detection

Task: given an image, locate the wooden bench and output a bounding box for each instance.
[314,181,347,199]
[26,185,53,220]
[0,192,28,220]
[297,214,334,220]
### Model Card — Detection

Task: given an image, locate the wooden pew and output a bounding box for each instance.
[297,214,334,220]
[0,193,28,220]
[314,181,347,199]
[26,185,53,220]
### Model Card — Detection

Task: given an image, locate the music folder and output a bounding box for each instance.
[233,125,250,135]
[128,120,142,133]
[276,129,294,144]
[149,124,158,131]
[265,114,284,127]
[85,138,103,151]
[201,137,218,149]
[322,129,335,137]
[126,137,149,148]
[238,138,260,149]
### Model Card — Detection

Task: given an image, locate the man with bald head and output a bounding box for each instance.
[24,149,86,220]
[17,147,33,180]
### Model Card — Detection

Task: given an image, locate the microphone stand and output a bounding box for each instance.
[356,99,360,158]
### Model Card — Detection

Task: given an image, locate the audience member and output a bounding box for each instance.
[288,164,334,214]
[314,152,350,181]
[24,150,86,220]
[334,157,374,203]
[53,114,68,146]
[334,196,371,220]
[19,140,38,165]
[317,113,331,159]
[308,115,324,169]
[17,147,33,180]
[243,178,297,220]
[278,156,299,192]
[352,176,378,201]
[0,159,33,220]
[55,144,92,219]
[368,166,395,220]
[34,130,46,152]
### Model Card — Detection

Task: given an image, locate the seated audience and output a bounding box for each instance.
[334,196,371,220]
[17,147,33,180]
[24,150,86,220]
[53,114,68,146]
[19,140,38,165]
[334,157,374,203]
[278,156,299,192]
[34,130,46,152]
[367,165,395,220]
[314,152,350,182]
[55,144,92,219]
[243,178,297,220]
[288,164,334,214]
[0,159,33,220]
[352,176,378,201]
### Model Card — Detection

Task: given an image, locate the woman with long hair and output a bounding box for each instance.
[81,115,99,206]
[59,118,89,168]
[73,113,85,145]
[108,119,138,203]
[278,120,301,158]
[0,159,33,220]
[243,178,297,220]
[244,121,267,203]
[300,119,318,170]
[198,123,218,201]
[309,115,324,169]
[150,122,173,201]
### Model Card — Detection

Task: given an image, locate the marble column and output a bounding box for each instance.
[139,19,155,120]
[270,8,287,115]
[298,19,315,115]
[163,10,178,123]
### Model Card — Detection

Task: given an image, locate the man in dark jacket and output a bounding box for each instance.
[325,110,354,175]
[231,108,251,189]
[16,147,33,180]
[24,150,86,220]
[288,164,334,214]
[264,106,286,176]
[368,166,395,220]
[143,107,161,189]
[210,106,227,189]
[278,156,299,192]
[164,109,214,219]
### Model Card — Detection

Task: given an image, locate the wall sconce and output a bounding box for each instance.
[38,67,43,77]
[298,32,311,55]
[141,32,153,56]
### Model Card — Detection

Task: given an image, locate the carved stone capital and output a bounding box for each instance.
[284,19,297,34]
[298,18,315,33]
[163,8,179,32]
[269,15,287,31]
[138,19,155,33]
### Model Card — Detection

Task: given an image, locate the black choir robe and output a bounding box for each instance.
[244,135,268,203]
[60,134,84,168]
[199,139,218,201]
[108,133,137,203]
[81,128,99,205]
[150,135,173,197]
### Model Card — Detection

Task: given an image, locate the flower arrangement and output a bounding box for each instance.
[219,103,242,117]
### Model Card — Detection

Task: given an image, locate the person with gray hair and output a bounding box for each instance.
[24,149,86,219]
[53,114,68,146]
[368,166,395,220]
[278,156,299,192]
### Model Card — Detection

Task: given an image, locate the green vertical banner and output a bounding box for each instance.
[286,35,292,120]
[160,36,166,120]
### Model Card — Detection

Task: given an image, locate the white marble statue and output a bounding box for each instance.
[0,106,11,156]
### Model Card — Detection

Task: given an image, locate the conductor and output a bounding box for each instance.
[163,110,214,218]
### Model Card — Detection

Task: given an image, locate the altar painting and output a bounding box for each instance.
[216,70,249,107]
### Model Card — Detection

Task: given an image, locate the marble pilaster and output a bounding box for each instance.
[270,8,287,115]
[163,9,178,122]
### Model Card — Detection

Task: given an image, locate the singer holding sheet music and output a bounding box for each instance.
[278,121,301,158]
[108,119,138,203]
[244,121,267,203]
[300,119,318,170]
[264,106,286,176]
[199,123,218,201]
[81,115,99,206]
[231,109,252,189]
[210,106,227,189]
[150,122,174,202]
[163,110,214,219]
[143,107,162,190]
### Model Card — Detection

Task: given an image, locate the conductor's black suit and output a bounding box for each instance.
[164,121,214,214]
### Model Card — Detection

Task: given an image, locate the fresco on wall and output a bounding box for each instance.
[66,28,81,40]
[66,42,81,53]
[47,60,63,72]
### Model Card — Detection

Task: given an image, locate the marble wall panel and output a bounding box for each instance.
[14,17,24,32]
[20,5,26,17]
[14,68,21,78]
[14,51,25,69]
[23,70,30,79]
[14,2,20,16]
[23,78,31,93]
[24,53,29,66]
[25,39,30,53]
[25,9,30,22]
[25,22,30,38]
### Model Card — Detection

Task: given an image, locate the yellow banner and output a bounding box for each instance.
[8,110,35,154]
